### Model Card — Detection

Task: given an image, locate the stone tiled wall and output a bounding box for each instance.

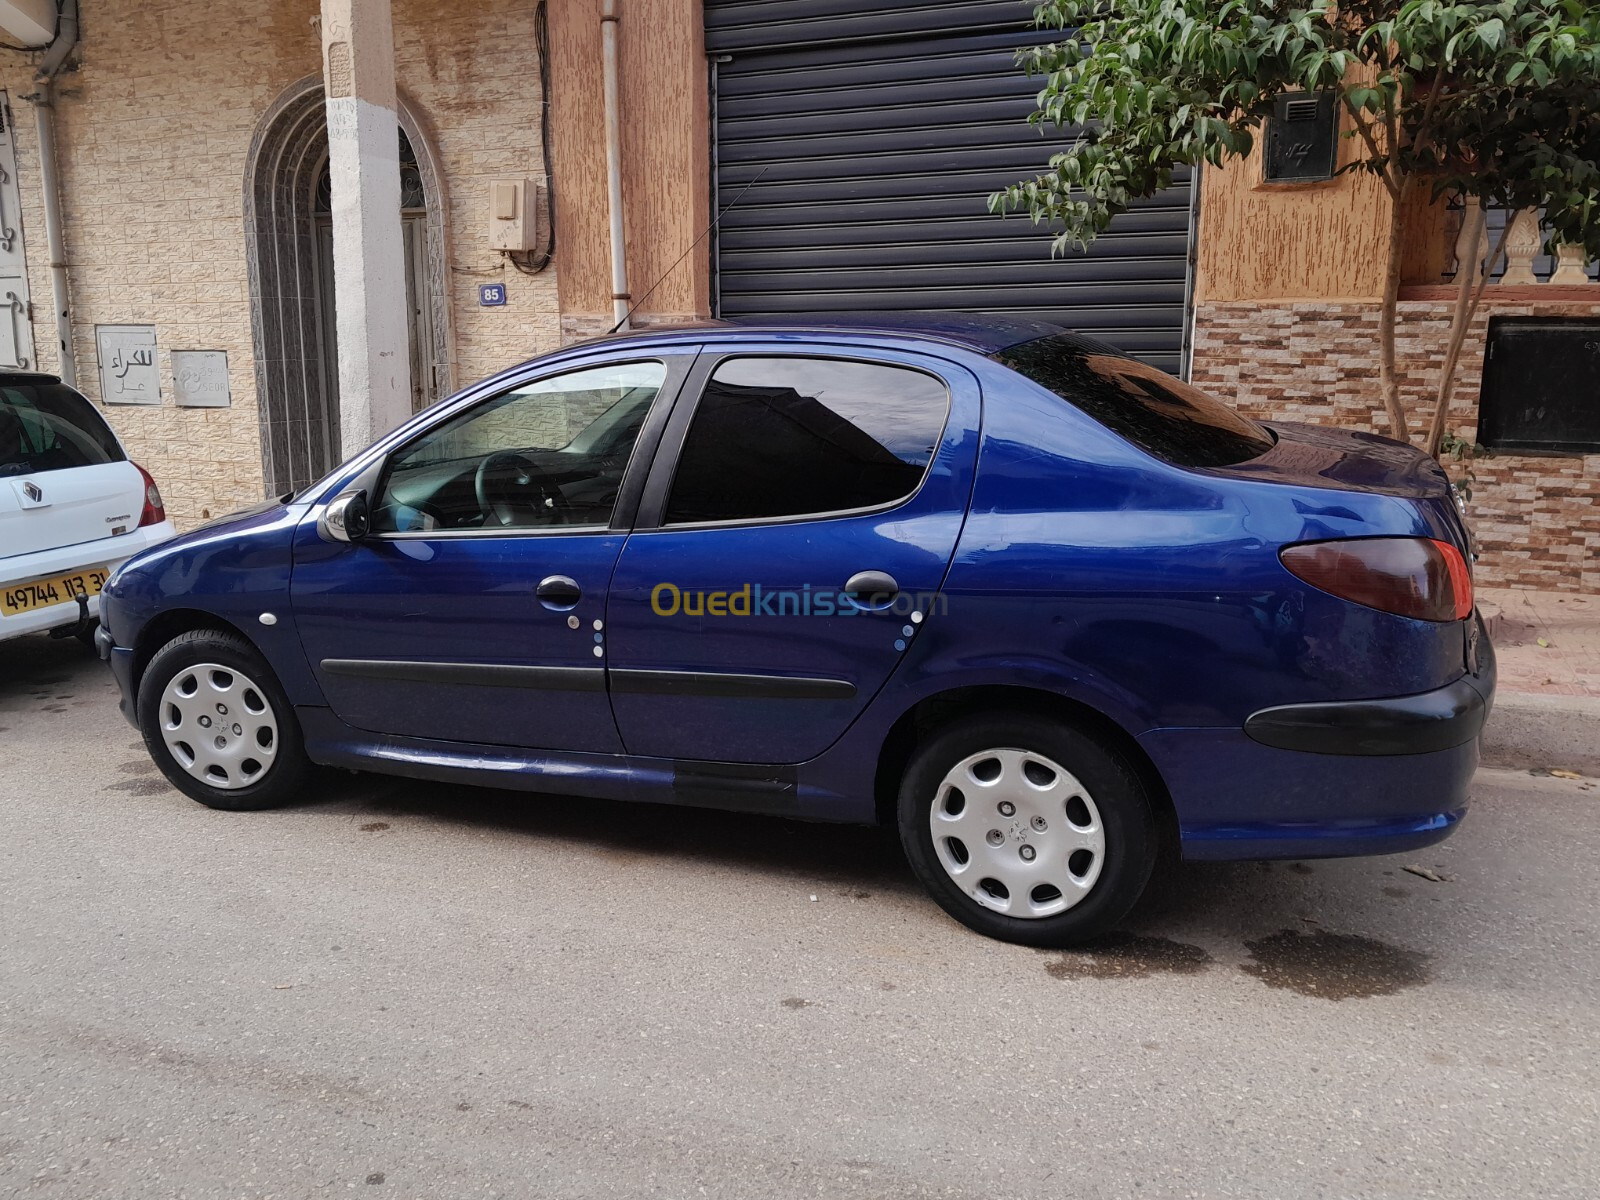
[0,0,560,527]
[1192,299,1600,594]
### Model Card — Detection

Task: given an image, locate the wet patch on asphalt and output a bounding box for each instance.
[118,759,156,774]
[780,997,813,1009]
[1041,932,1214,980]
[359,821,391,833]
[1241,929,1430,1000]
[104,777,173,797]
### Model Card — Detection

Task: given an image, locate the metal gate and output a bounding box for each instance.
[706,1,1196,373]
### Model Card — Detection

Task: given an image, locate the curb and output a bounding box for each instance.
[1480,691,1600,777]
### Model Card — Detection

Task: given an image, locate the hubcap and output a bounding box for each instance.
[159,663,278,791]
[928,747,1106,919]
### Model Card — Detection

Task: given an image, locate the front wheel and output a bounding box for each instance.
[136,629,312,811]
[897,712,1158,947]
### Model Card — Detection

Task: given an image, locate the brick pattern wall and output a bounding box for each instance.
[0,0,560,528]
[1192,299,1600,594]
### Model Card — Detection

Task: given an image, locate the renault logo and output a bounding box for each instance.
[23,481,42,503]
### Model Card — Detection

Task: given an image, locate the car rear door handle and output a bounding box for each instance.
[536,574,582,611]
[844,570,899,611]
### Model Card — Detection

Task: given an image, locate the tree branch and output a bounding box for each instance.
[1381,83,1402,193]
[1470,216,1513,316]
[1424,209,1514,457]
[1342,92,1401,198]
[1408,67,1448,163]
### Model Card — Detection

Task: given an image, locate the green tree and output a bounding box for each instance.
[991,0,1600,454]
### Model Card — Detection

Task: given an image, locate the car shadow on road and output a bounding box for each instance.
[305,768,1371,949]
[0,633,105,707]
[314,769,926,899]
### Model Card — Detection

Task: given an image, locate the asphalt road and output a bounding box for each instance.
[2,633,1597,1200]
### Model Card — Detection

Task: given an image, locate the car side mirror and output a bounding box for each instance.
[320,489,370,543]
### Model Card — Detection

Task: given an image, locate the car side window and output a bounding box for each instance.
[662,356,949,525]
[372,361,666,534]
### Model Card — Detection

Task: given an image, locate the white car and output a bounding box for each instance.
[1,372,176,644]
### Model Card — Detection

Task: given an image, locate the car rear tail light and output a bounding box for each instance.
[1280,537,1473,622]
[134,462,166,528]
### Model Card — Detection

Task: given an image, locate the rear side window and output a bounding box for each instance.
[994,336,1275,467]
[0,383,125,476]
[664,356,949,525]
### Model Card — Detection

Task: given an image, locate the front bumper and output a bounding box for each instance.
[95,623,140,728]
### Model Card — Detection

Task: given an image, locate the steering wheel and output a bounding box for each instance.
[473,450,566,527]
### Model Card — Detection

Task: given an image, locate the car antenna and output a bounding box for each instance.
[608,166,769,335]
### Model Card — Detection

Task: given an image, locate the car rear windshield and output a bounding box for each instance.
[0,382,125,476]
[993,334,1275,467]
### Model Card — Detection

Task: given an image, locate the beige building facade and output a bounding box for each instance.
[0,0,564,525]
[0,0,1594,591]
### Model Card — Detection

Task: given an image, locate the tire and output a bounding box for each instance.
[897,712,1158,947]
[136,629,312,811]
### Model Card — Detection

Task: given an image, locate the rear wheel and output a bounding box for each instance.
[898,712,1157,946]
[136,629,311,811]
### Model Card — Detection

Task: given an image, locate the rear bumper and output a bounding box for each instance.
[1147,730,1478,860]
[1146,617,1495,861]
[0,521,176,642]
[1243,657,1493,757]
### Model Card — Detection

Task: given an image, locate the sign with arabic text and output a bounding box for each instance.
[96,324,160,405]
[171,349,230,407]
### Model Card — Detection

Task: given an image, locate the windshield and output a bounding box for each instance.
[993,335,1275,468]
[0,382,126,476]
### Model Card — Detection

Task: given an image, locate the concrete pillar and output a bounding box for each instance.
[320,0,411,457]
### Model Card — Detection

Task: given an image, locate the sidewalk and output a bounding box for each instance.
[1477,587,1600,776]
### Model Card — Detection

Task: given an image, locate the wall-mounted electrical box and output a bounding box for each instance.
[488,178,537,251]
[1264,91,1339,182]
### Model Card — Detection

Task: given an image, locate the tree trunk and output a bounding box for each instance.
[1376,177,1412,445]
[1423,202,1487,457]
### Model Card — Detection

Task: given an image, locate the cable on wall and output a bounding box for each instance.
[507,0,556,276]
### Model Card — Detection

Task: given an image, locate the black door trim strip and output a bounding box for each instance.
[611,668,855,700]
[320,659,607,692]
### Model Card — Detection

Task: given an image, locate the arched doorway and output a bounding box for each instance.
[244,77,453,497]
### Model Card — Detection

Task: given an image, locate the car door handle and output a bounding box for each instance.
[844,570,899,611]
[536,574,582,611]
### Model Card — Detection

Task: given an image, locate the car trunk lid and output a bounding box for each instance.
[0,461,145,560]
[1209,421,1472,549]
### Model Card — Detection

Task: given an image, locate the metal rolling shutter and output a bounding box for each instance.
[706,1,1196,373]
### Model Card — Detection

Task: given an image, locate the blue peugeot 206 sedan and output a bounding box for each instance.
[97,316,1495,946]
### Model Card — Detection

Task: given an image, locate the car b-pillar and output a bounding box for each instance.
[320,0,413,457]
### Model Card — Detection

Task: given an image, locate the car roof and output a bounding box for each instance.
[0,369,64,385]
[576,312,1068,355]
